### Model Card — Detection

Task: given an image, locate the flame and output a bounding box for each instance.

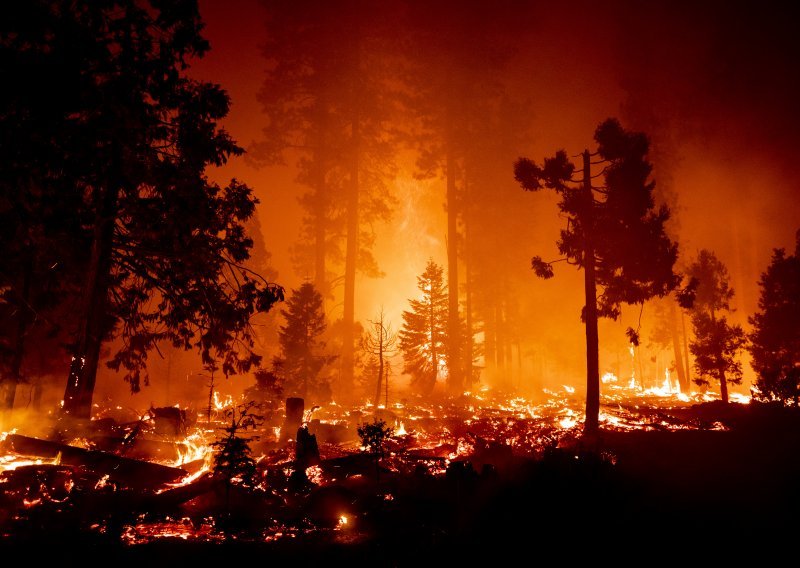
[94,474,111,490]
[602,372,618,384]
[729,392,751,404]
[213,391,234,411]
[558,416,577,429]
[395,421,407,436]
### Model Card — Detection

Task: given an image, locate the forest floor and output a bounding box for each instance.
[2,400,799,565]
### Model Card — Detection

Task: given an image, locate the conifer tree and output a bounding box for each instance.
[274,282,334,401]
[748,232,800,405]
[686,250,747,403]
[399,260,449,395]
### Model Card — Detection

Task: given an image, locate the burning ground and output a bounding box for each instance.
[2,386,799,563]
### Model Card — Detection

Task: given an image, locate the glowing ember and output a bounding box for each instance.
[305,465,323,485]
[121,517,222,545]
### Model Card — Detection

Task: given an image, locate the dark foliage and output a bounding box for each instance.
[0,1,284,416]
[686,250,747,402]
[212,401,264,489]
[749,231,800,405]
[515,118,682,431]
[273,282,334,401]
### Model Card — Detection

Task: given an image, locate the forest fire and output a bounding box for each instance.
[2,0,800,561]
[0,382,748,547]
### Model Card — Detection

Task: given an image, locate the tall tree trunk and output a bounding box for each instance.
[62,177,119,418]
[1,256,32,412]
[445,132,462,393]
[429,290,437,391]
[342,114,359,401]
[669,300,689,392]
[681,308,692,385]
[484,298,496,374]
[495,303,505,381]
[463,176,474,388]
[581,150,601,436]
[373,321,384,409]
[313,151,327,302]
[0,382,15,413]
[719,371,729,404]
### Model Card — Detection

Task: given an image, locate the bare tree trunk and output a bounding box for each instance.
[581,150,600,436]
[463,176,474,388]
[430,288,438,391]
[445,140,462,393]
[1,256,33,411]
[681,308,692,385]
[495,303,506,382]
[342,113,359,401]
[62,151,120,419]
[373,321,383,409]
[669,300,689,392]
[484,300,496,374]
[313,153,327,301]
[720,371,729,404]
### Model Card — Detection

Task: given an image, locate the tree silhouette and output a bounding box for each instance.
[362,308,397,409]
[402,2,521,393]
[399,260,449,395]
[0,2,97,411]
[253,1,399,398]
[356,417,393,482]
[274,282,334,402]
[749,232,800,405]
[212,400,264,512]
[686,250,746,403]
[515,118,681,435]
[2,1,284,419]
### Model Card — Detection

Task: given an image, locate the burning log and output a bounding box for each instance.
[4,434,187,489]
[295,425,320,469]
[90,435,184,462]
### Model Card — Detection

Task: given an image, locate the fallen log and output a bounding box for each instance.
[4,434,186,489]
[89,435,183,462]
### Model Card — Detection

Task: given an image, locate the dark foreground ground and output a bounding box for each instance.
[2,401,800,566]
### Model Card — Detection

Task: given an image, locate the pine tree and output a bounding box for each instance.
[686,250,747,403]
[274,282,334,401]
[515,118,682,435]
[748,232,800,405]
[399,260,449,395]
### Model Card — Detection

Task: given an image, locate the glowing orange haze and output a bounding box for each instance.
[60,0,797,410]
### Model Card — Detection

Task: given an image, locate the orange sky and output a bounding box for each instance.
[99,0,800,404]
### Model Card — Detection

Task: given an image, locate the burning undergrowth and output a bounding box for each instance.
[0,384,754,549]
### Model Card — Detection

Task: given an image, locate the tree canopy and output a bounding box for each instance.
[749,232,800,405]
[686,250,746,403]
[515,118,681,434]
[1,1,283,418]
